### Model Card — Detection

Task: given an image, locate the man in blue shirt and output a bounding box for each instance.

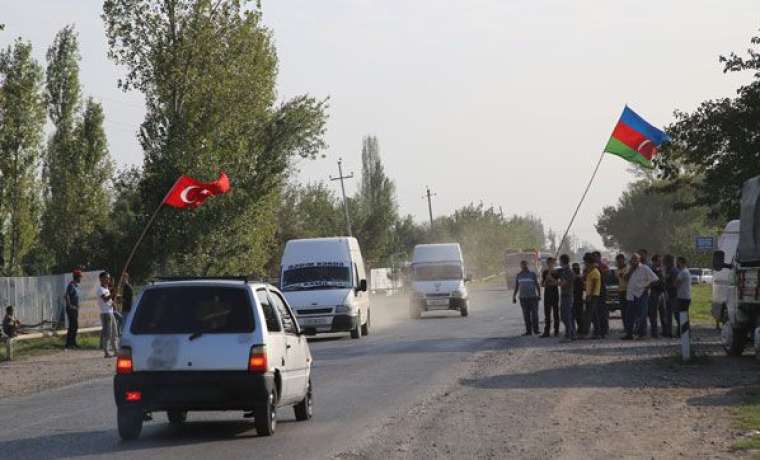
[513,260,541,336]
[64,270,82,349]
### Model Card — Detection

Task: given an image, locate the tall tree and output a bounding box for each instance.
[657,29,760,219]
[103,0,328,277]
[354,135,398,264]
[0,39,46,275]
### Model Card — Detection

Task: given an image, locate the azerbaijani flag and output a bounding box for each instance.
[604,106,669,169]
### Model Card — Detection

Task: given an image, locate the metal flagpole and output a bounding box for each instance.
[115,177,180,305]
[555,150,606,257]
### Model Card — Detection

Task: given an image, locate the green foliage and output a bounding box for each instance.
[102,0,328,278]
[656,30,760,220]
[352,136,398,264]
[0,39,46,275]
[596,179,719,265]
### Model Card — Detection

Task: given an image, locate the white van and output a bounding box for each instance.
[281,237,370,339]
[712,220,740,324]
[409,243,470,318]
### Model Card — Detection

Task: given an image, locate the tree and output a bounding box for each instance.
[657,29,760,220]
[0,39,46,275]
[41,26,113,273]
[353,135,398,265]
[103,0,328,277]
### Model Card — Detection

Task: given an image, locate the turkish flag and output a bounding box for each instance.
[163,172,231,209]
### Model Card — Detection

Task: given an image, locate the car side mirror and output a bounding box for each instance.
[712,250,730,271]
[359,279,368,292]
[464,275,472,283]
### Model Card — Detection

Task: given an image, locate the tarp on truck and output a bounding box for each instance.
[738,176,760,265]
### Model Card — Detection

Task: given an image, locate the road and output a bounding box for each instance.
[0,288,518,460]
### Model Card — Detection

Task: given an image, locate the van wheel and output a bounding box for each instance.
[255,389,277,436]
[361,310,370,336]
[350,312,362,339]
[117,407,143,441]
[167,410,187,425]
[294,380,313,421]
[409,301,422,319]
[460,301,469,317]
[722,323,747,356]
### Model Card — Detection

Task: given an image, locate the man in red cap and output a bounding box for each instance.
[64,270,82,349]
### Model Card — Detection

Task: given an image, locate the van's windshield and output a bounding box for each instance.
[413,264,463,282]
[130,286,255,334]
[282,264,352,291]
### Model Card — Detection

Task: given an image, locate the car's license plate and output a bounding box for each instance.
[426,298,449,307]
[299,317,331,326]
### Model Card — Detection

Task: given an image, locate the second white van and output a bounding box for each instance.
[409,243,470,318]
[280,237,370,339]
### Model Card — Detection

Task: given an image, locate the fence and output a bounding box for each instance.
[0,270,103,330]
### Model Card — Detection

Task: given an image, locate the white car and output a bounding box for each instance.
[689,268,714,284]
[114,278,313,440]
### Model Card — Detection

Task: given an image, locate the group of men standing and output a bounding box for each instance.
[512,250,693,342]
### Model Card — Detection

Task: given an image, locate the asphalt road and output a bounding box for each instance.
[0,288,521,460]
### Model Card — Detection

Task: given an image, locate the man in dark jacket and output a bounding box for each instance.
[65,270,82,349]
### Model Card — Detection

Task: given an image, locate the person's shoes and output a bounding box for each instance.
[540,332,550,338]
[104,353,113,358]
[622,335,634,340]
[534,330,540,335]
[553,330,559,337]
[522,332,532,336]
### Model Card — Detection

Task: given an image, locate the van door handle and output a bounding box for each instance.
[286,344,292,349]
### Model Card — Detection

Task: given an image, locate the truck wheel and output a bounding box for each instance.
[460,300,469,317]
[167,410,187,425]
[117,407,144,441]
[361,310,370,336]
[294,380,313,421]
[722,323,747,356]
[350,312,362,339]
[255,389,277,436]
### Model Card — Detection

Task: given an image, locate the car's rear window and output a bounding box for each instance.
[131,286,255,334]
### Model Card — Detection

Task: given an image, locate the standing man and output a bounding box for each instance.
[120,272,134,315]
[663,255,678,338]
[64,270,82,349]
[614,254,629,337]
[558,254,576,341]
[593,251,610,337]
[648,255,665,338]
[513,260,541,336]
[584,254,602,339]
[97,272,118,358]
[627,253,660,339]
[674,256,692,334]
[572,263,585,335]
[541,258,560,337]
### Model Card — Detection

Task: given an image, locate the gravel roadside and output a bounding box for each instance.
[339,327,757,460]
[0,349,114,400]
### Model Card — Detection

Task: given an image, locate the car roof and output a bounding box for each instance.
[145,279,272,290]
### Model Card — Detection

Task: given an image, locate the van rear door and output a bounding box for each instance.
[129,285,257,371]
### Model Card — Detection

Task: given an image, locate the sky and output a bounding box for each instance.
[2,1,758,247]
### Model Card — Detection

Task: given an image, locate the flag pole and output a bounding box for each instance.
[115,178,180,308]
[555,150,606,257]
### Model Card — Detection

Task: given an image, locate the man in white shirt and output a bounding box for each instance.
[626,253,660,339]
[674,256,692,337]
[97,272,118,358]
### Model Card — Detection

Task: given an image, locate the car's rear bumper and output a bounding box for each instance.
[114,371,274,412]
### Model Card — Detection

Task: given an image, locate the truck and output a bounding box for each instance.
[712,176,760,357]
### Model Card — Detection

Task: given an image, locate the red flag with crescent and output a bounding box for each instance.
[163,172,231,209]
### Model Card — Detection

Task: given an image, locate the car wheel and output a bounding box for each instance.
[294,380,313,421]
[117,407,144,441]
[255,389,277,436]
[722,322,747,356]
[460,300,469,317]
[361,309,370,336]
[350,311,362,339]
[167,410,187,425]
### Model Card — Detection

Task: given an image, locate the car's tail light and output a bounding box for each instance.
[125,391,142,402]
[116,347,133,375]
[248,345,268,373]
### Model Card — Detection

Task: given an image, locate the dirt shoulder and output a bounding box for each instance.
[0,349,114,400]
[339,328,757,460]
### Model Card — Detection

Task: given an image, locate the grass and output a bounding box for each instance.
[734,389,760,452]
[0,332,101,362]
[689,283,714,326]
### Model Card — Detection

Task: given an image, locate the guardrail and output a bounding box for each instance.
[3,327,101,361]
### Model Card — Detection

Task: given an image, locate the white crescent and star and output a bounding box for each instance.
[636,139,652,153]
[180,186,200,204]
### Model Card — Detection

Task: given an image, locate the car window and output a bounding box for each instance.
[257,289,281,332]
[131,286,254,334]
[269,289,298,335]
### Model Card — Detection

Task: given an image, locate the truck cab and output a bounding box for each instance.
[712,177,760,356]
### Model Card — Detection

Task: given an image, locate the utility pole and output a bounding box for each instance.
[425,186,436,230]
[330,158,354,236]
